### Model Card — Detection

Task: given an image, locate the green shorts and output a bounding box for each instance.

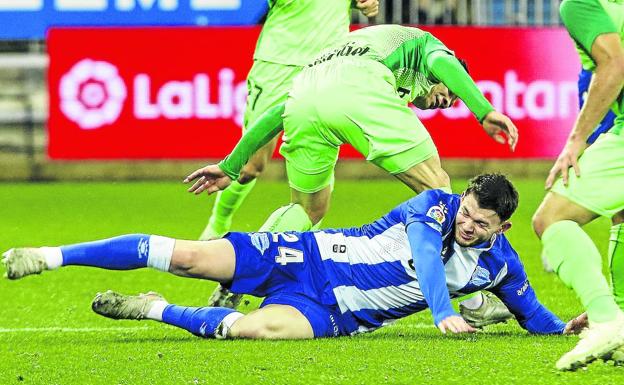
[280,57,436,194]
[243,60,302,131]
[551,132,624,218]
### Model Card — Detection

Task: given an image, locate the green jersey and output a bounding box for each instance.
[560,0,624,133]
[254,0,352,66]
[309,25,494,121]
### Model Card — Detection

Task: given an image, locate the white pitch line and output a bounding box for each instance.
[0,326,154,333]
[404,324,435,329]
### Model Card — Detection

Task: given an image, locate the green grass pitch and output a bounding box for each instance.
[1,178,623,384]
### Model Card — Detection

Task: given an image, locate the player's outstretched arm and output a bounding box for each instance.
[481,111,519,152]
[406,222,476,334]
[426,51,518,151]
[490,258,568,334]
[546,1,624,189]
[184,164,233,195]
[545,46,624,188]
[183,103,286,195]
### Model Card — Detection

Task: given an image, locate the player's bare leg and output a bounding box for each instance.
[229,304,314,339]
[93,291,313,340]
[393,153,451,194]
[290,186,332,226]
[533,192,624,370]
[3,236,237,283]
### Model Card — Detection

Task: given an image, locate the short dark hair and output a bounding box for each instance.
[464,173,518,222]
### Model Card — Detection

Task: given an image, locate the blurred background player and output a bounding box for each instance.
[199,0,379,308]
[531,0,624,371]
[3,174,588,340]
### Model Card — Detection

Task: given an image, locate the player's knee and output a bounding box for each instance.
[304,205,327,225]
[532,211,547,239]
[431,171,451,190]
[171,248,202,273]
[232,320,283,340]
[613,210,624,225]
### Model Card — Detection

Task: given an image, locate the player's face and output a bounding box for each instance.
[454,193,510,247]
[412,83,458,110]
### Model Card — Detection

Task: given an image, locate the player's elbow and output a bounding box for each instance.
[599,54,624,85]
[613,56,624,83]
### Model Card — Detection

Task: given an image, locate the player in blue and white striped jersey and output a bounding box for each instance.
[3,174,587,339]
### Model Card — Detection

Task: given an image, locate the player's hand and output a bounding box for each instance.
[437,315,477,334]
[563,312,588,335]
[544,138,586,190]
[356,0,379,18]
[183,164,233,195]
[481,111,518,152]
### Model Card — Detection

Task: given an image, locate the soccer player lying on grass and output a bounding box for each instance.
[3,174,586,339]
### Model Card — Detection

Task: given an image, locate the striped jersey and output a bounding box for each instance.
[308,189,565,335]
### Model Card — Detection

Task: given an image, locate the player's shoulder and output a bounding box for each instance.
[490,233,524,271]
[404,189,460,211]
[560,0,611,21]
[398,190,459,230]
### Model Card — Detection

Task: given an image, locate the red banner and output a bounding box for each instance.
[47,26,580,160]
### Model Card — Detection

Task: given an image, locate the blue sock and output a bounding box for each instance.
[162,305,240,338]
[61,234,151,269]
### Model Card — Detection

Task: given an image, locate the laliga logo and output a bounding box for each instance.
[59,59,127,130]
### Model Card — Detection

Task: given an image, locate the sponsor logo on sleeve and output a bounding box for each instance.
[517,280,529,296]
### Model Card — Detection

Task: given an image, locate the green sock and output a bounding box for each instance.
[259,203,313,232]
[200,179,257,239]
[542,220,620,323]
[609,223,624,310]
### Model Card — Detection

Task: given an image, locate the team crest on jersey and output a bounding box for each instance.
[469,265,491,287]
[426,202,447,230]
[249,232,270,255]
